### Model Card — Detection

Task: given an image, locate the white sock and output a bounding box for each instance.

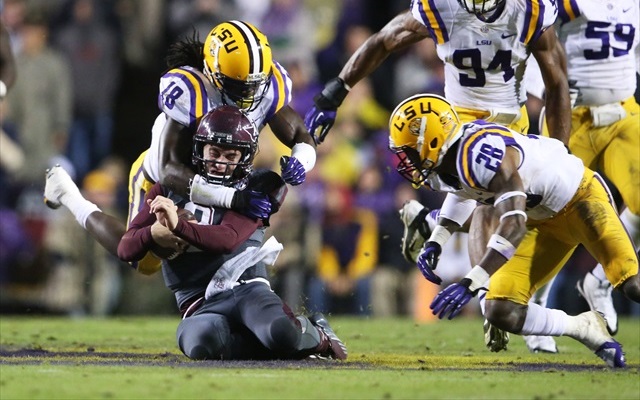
[620,208,640,246]
[61,189,101,230]
[591,264,607,282]
[426,209,440,231]
[520,302,568,336]
[479,290,487,315]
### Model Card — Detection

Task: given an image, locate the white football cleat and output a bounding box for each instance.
[484,319,509,352]
[43,164,80,209]
[571,311,625,368]
[523,335,558,354]
[399,200,431,263]
[576,272,618,335]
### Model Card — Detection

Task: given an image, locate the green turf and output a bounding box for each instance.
[1,316,639,399]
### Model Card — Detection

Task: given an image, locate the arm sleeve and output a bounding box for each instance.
[171,211,262,254]
[117,183,164,261]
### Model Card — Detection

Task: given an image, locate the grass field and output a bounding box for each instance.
[1,315,638,399]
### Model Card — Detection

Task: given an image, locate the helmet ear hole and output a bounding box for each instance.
[429,137,439,151]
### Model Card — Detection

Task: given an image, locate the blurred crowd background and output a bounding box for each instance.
[1,0,638,321]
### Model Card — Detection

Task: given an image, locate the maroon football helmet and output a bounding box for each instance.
[192,105,258,186]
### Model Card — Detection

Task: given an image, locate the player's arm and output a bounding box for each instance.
[475,147,528,277]
[531,26,571,145]
[171,210,262,254]
[340,11,430,87]
[269,105,317,186]
[305,11,429,144]
[118,183,166,261]
[157,117,195,197]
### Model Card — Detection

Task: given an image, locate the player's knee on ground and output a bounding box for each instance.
[176,315,230,360]
[263,316,301,356]
[484,300,528,333]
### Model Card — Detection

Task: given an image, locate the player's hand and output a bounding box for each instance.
[148,196,179,230]
[430,278,478,320]
[279,155,306,186]
[231,189,272,220]
[304,77,349,145]
[150,221,186,251]
[304,106,336,145]
[416,242,442,285]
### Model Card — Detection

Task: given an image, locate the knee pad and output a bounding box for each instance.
[266,316,301,354]
[177,316,230,360]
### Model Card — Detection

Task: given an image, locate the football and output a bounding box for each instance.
[150,208,197,260]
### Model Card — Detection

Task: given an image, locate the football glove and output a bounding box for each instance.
[416,242,442,285]
[279,155,306,186]
[304,77,349,144]
[231,189,272,220]
[430,278,478,320]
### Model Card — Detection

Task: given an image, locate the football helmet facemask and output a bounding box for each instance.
[203,21,273,112]
[192,105,258,187]
[388,94,462,186]
[457,0,505,18]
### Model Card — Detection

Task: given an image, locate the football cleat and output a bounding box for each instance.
[44,164,80,209]
[523,335,558,354]
[572,311,625,368]
[484,319,509,352]
[309,313,347,360]
[576,272,618,335]
[399,200,432,262]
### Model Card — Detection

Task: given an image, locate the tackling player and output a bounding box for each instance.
[305,0,571,353]
[117,106,346,361]
[389,93,639,368]
[44,21,316,275]
[528,0,639,336]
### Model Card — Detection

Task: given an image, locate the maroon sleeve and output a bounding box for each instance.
[117,183,163,262]
[171,211,262,254]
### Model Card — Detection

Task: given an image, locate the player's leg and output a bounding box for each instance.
[236,282,347,360]
[484,224,624,368]
[575,172,640,302]
[44,164,123,256]
[521,280,559,353]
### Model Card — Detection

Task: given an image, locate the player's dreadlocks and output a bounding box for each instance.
[165,30,204,73]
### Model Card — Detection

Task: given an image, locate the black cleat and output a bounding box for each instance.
[309,313,347,360]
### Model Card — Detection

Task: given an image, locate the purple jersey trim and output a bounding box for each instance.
[164,70,209,129]
[558,0,580,23]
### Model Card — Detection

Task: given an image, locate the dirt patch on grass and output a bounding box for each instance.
[0,348,614,371]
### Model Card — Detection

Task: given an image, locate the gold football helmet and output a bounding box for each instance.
[388,94,462,186]
[203,21,273,111]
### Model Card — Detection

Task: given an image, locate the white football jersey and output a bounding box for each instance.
[142,62,293,182]
[437,120,585,220]
[557,0,639,102]
[410,0,558,112]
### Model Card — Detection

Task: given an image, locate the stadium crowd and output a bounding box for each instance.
[0,0,638,329]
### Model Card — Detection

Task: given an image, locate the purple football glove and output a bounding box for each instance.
[417,241,442,285]
[304,106,336,145]
[304,77,349,145]
[231,189,272,220]
[430,278,477,320]
[280,156,306,186]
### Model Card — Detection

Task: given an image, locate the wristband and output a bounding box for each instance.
[487,233,517,260]
[464,265,490,292]
[290,142,317,172]
[499,210,527,222]
[189,174,236,208]
[317,77,351,109]
[428,225,452,247]
[493,191,527,207]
